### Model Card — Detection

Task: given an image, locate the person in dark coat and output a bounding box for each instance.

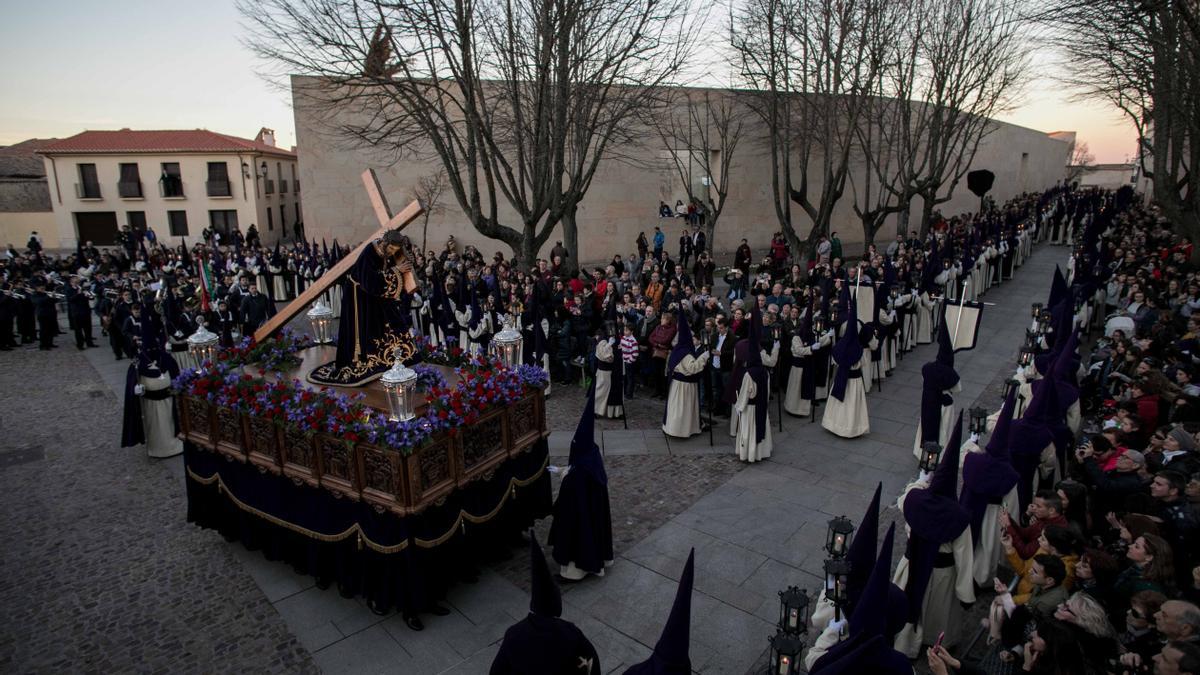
[623,549,696,675]
[30,282,58,350]
[238,284,273,336]
[549,384,614,580]
[65,276,96,349]
[490,538,600,675]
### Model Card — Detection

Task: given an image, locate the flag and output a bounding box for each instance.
[197,257,215,313]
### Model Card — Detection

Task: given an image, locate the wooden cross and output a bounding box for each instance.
[253,168,424,343]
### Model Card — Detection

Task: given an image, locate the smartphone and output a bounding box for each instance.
[933,631,945,651]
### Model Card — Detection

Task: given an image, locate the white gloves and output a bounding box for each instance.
[134,384,145,396]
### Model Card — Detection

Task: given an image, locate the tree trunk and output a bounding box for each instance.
[919,192,936,238]
[561,204,580,277]
[896,201,911,238]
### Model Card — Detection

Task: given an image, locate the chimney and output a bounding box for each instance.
[256,127,276,148]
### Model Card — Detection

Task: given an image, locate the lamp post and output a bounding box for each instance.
[306,298,335,344]
[380,350,418,422]
[777,586,810,636]
[187,322,219,368]
[491,318,523,369]
[825,516,854,558]
[767,630,804,675]
[919,441,942,473]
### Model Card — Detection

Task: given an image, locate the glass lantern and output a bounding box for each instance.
[1024,328,1040,349]
[491,318,523,370]
[777,586,810,636]
[768,630,804,675]
[813,317,826,336]
[380,351,418,422]
[825,516,854,558]
[187,322,220,368]
[1019,347,1035,368]
[306,298,335,344]
[1030,302,1043,320]
[823,558,853,618]
[1003,377,1020,402]
[919,441,942,473]
[969,407,989,436]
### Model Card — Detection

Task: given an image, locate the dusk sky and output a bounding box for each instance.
[1,0,1136,164]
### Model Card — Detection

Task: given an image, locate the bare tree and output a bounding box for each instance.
[410,169,449,252]
[650,89,745,249]
[1065,140,1096,184]
[731,0,895,260]
[1037,0,1199,236]
[241,0,704,268]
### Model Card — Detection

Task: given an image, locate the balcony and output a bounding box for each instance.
[279,179,289,194]
[117,180,143,199]
[206,180,233,198]
[75,183,102,200]
[159,178,185,199]
[265,179,275,195]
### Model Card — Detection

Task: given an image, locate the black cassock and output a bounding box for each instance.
[489,615,600,675]
[309,243,416,386]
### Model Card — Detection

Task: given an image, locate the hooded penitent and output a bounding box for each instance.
[121,317,180,448]
[622,549,695,675]
[809,524,911,674]
[960,388,1020,542]
[1047,265,1069,309]
[830,296,863,402]
[744,305,770,442]
[549,383,613,576]
[664,309,699,424]
[1009,371,1064,510]
[797,310,818,401]
[490,538,602,675]
[844,482,883,613]
[919,318,960,444]
[900,412,970,624]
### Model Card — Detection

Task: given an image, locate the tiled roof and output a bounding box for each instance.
[0,138,56,178]
[37,129,296,158]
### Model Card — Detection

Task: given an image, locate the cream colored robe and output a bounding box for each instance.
[594,340,624,418]
[733,372,772,463]
[663,351,710,438]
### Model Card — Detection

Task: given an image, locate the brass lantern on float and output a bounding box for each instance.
[187,322,219,368]
[380,350,418,422]
[491,318,523,369]
[306,298,335,344]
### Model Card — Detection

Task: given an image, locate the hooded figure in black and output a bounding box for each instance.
[810,524,912,674]
[549,384,614,580]
[121,318,182,458]
[490,538,600,675]
[663,310,710,438]
[1010,356,1068,510]
[731,305,772,462]
[893,413,975,658]
[913,317,960,460]
[622,549,695,675]
[960,388,1021,585]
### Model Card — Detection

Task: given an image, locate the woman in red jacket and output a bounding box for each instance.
[1129,377,1161,433]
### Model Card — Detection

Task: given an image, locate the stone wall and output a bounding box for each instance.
[293,78,1071,263]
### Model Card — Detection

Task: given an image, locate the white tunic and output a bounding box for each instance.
[733,373,772,463]
[892,482,976,658]
[141,372,183,459]
[821,352,871,438]
[594,340,624,419]
[915,293,935,344]
[663,352,710,438]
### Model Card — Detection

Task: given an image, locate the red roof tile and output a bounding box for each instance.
[37,129,295,158]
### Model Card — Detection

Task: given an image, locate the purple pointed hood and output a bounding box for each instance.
[903,413,971,544]
[623,549,695,675]
[529,537,562,617]
[569,383,607,485]
[845,483,883,609]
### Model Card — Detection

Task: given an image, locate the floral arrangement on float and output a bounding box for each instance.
[173,350,549,456]
[219,328,314,372]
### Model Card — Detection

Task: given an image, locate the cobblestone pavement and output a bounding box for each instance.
[0,344,314,674]
[491,452,745,593]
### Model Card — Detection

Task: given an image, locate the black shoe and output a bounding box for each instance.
[403,614,425,631]
[367,599,390,616]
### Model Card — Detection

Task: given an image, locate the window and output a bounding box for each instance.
[206,162,232,197]
[209,210,239,235]
[160,162,184,198]
[77,163,101,199]
[118,163,142,198]
[127,211,147,233]
[267,207,273,230]
[280,204,286,230]
[294,203,300,224]
[168,210,189,236]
